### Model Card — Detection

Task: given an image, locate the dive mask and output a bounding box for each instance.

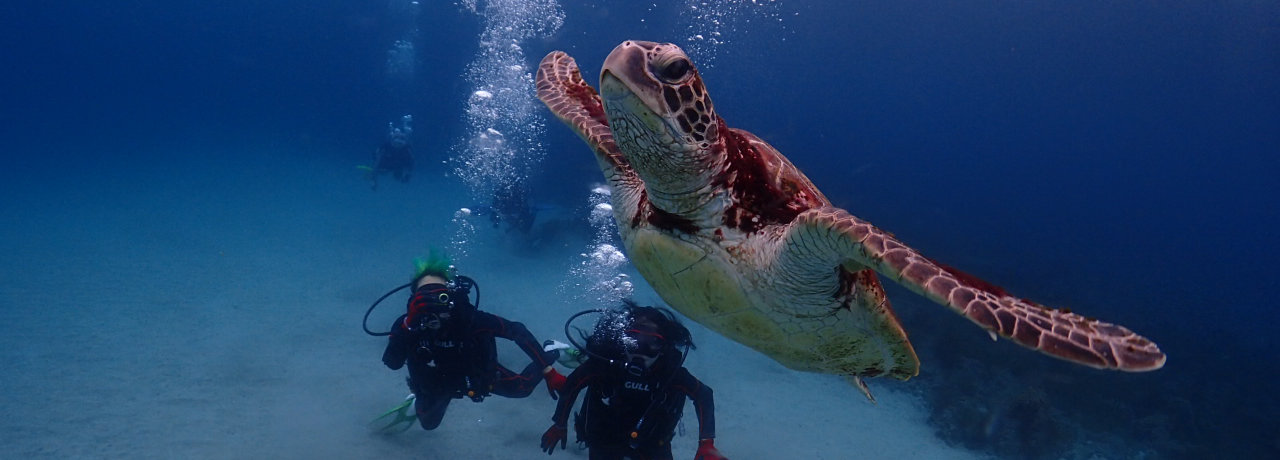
[623,328,665,376]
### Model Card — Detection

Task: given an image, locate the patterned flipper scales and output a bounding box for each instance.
[536,51,638,191]
[787,207,1166,371]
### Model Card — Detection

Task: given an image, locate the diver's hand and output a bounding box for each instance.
[694,438,727,460]
[540,424,567,454]
[544,368,567,400]
[381,354,403,370]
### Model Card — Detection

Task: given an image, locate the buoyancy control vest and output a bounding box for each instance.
[573,359,687,449]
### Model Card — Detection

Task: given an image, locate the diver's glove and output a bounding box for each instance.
[694,438,728,460]
[544,368,567,400]
[540,423,568,455]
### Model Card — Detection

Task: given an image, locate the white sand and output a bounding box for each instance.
[0,150,984,459]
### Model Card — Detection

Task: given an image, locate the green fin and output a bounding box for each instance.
[370,394,417,433]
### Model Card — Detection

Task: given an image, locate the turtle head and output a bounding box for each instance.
[600,41,721,194]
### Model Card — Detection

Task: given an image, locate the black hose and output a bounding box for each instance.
[362,282,412,336]
[456,275,480,309]
[563,308,612,363]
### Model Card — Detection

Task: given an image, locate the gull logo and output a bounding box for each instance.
[624,381,650,391]
[600,396,612,406]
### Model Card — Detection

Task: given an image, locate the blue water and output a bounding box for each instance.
[2,1,1276,459]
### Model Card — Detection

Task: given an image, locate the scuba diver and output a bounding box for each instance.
[360,115,415,190]
[540,300,728,460]
[373,249,568,431]
[490,181,536,234]
[471,181,537,235]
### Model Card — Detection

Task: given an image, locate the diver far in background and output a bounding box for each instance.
[536,40,1165,401]
[359,115,415,190]
[469,181,538,235]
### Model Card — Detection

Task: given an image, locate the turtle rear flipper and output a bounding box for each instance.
[787,207,1166,372]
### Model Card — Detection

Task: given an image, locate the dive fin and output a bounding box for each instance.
[369,393,417,433]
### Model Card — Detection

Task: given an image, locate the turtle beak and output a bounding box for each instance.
[600,70,674,141]
[601,41,668,114]
[599,70,628,102]
[600,70,621,94]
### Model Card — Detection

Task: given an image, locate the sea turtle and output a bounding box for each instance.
[536,40,1165,398]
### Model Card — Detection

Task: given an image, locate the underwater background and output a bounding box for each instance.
[1,1,1276,459]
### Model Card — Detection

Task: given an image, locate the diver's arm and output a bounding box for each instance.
[541,365,588,455]
[382,315,412,370]
[479,312,558,369]
[541,361,595,454]
[673,367,716,440]
[550,361,597,425]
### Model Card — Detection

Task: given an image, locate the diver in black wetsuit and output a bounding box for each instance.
[490,181,536,234]
[364,115,415,190]
[381,251,567,430]
[540,301,728,460]
[471,181,537,234]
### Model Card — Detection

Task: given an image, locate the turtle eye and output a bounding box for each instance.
[656,58,692,83]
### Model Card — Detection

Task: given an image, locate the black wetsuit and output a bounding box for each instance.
[382,310,557,430]
[490,185,535,234]
[373,141,413,183]
[552,358,716,460]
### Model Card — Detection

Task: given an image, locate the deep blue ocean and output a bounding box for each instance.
[2,1,1276,459]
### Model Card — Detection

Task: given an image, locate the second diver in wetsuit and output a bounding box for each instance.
[540,300,728,460]
[362,115,415,190]
[380,250,567,430]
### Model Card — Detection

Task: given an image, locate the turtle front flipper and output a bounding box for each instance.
[536,51,639,191]
[786,207,1166,372]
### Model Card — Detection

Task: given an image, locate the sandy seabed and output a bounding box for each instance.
[0,150,983,459]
